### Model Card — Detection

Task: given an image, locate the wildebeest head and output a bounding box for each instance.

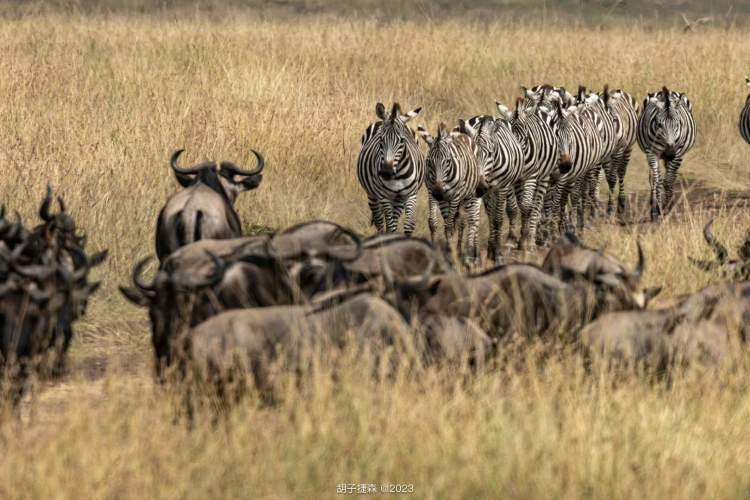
[689,219,750,280]
[119,252,227,375]
[170,149,265,204]
[373,102,421,180]
[542,233,662,309]
[266,220,363,298]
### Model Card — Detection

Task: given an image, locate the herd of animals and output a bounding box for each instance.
[1,80,750,407]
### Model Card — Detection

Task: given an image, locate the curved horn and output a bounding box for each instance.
[169,149,214,176]
[703,219,729,264]
[132,257,156,292]
[219,149,265,177]
[634,242,645,280]
[321,226,363,262]
[57,196,66,213]
[39,183,53,222]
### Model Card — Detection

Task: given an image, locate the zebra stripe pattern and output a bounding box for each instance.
[463,114,524,262]
[573,86,618,228]
[546,100,602,234]
[636,87,696,221]
[357,102,425,235]
[600,87,638,216]
[740,77,750,145]
[505,96,559,250]
[417,123,481,262]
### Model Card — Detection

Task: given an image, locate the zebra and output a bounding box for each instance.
[573,86,619,228]
[599,86,638,216]
[462,113,524,262]
[504,96,560,249]
[545,100,602,234]
[741,77,750,145]
[357,102,425,235]
[417,122,481,263]
[636,87,696,222]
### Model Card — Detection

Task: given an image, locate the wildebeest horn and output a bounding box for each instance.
[220,149,265,177]
[320,226,363,262]
[634,242,645,280]
[57,196,66,213]
[39,184,53,222]
[131,256,156,292]
[170,149,215,176]
[702,219,728,264]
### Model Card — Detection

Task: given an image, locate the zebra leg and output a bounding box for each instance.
[428,194,439,243]
[505,181,522,244]
[402,193,418,236]
[517,178,536,249]
[389,199,405,233]
[527,177,550,249]
[603,158,618,217]
[615,147,632,215]
[463,197,481,265]
[587,164,602,222]
[368,198,385,233]
[441,201,460,260]
[484,189,499,262]
[558,182,574,234]
[570,177,585,232]
[663,157,683,215]
[646,152,662,222]
[379,199,396,233]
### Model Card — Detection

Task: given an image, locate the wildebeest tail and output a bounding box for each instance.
[194,210,204,243]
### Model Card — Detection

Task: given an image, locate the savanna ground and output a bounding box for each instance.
[1,2,750,498]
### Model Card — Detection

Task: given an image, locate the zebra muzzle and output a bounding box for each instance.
[431,183,447,201]
[661,146,676,161]
[558,155,573,175]
[475,179,490,197]
[378,163,397,179]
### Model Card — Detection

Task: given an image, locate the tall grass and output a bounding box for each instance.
[1,12,750,499]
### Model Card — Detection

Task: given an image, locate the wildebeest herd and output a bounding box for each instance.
[1,80,749,408]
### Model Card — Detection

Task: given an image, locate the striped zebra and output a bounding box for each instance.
[636,87,696,221]
[741,78,750,145]
[599,87,638,216]
[357,102,425,235]
[545,100,602,234]
[417,123,481,262]
[462,113,524,262]
[504,96,559,250]
[573,86,618,228]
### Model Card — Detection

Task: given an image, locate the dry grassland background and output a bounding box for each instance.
[0,3,750,498]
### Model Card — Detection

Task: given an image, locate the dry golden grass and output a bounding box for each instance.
[1,11,750,499]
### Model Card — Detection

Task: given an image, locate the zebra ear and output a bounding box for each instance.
[417,126,434,147]
[458,119,476,139]
[376,103,387,120]
[400,107,422,123]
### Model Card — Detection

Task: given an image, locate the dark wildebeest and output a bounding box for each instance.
[155,149,265,261]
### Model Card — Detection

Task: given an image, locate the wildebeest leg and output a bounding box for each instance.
[402,193,418,236]
[647,152,662,222]
[663,157,683,215]
[368,198,384,233]
[428,194,439,244]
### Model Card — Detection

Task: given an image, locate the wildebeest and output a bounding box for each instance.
[388,238,658,342]
[172,292,415,403]
[580,281,750,370]
[155,149,265,261]
[689,219,750,280]
[0,188,106,401]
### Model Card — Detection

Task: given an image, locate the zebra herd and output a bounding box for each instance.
[357,82,750,262]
